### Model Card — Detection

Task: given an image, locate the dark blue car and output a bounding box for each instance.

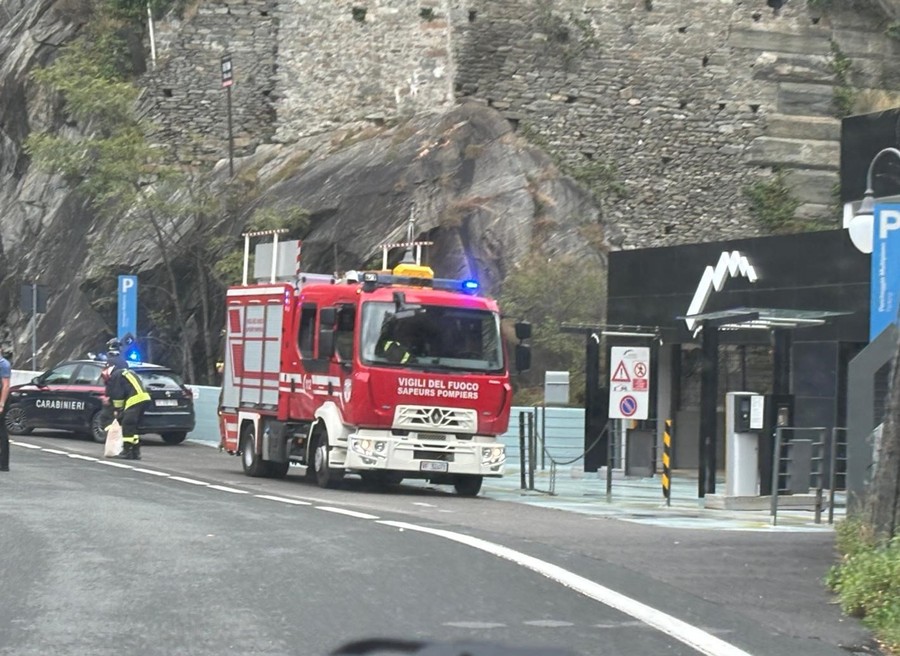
[4,359,195,444]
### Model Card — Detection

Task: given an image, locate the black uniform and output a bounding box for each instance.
[105,366,150,460]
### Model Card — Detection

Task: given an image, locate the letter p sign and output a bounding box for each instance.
[118,275,138,340]
[880,209,900,240]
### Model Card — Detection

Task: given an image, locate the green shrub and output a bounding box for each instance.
[827,520,900,652]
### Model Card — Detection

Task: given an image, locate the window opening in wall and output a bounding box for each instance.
[679,99,688,109]
[677,26,687,33]
[718,102,727,111]
[702,54,710,67]
[749,103,760,113]
[644,0,653,9]
[566,94,578,104]
[752,11,762,22]
[468,9,477,22]
[811,16,820,25]
[664,224,675,235]
[260,10,268,17]
[508,117,520,132]
[163,88,173,98]
[419,7,436,21]
[352,6,367,22]
[766,0,785,10]
[661,154,673,164]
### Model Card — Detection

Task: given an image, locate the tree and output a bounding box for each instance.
[499,251,606,404]
[25,19,204,380]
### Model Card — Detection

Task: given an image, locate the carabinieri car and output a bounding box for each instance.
[4,359,195,444]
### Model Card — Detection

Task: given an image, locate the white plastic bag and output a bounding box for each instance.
[104,419,123,458]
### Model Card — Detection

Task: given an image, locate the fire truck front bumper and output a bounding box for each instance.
[345,431,505,477]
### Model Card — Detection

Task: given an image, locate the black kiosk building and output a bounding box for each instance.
[606,229,869,496]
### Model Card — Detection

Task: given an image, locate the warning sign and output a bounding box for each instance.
[611,361,631,382]
[609,346,650,420]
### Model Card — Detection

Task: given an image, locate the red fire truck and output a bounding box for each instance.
[218,230,530,496]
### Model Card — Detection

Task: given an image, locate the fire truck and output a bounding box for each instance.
[218,229,531,496]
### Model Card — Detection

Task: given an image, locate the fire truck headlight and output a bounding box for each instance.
[481,446,504,465]
[351,437,387,459]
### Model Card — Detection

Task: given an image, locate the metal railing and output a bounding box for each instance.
[770,426,847,526]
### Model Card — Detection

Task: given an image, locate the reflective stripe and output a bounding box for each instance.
[122,370,151,409]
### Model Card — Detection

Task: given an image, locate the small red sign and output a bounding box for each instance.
[633,378,648,391]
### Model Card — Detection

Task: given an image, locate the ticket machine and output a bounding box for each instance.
[725,392,765,496]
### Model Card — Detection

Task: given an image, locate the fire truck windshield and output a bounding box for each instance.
[360,301,504,372]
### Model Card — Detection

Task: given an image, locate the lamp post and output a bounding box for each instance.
[849,147,900,254]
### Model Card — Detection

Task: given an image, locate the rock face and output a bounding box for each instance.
[240,103,610,292]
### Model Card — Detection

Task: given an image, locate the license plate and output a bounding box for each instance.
[420,461,448,473]
[155,399,178,407]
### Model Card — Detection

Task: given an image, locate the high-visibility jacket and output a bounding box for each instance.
[106,368,151,411]
[381,340,411,364]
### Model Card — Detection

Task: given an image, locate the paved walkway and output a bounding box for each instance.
[480,466,843,532]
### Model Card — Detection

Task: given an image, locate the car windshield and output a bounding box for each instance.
[360,301,504,373]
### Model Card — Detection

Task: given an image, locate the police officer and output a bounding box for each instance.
[102,363,150,460]
[106,338,129,370]
[0,345,11,472]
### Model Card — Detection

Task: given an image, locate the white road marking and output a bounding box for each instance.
[316,506,380,520]
[208,485,249,494]
[377,521,754,656]
[98,461,134,469]
[412,502,436,507]
[169,476,208,486]
[68,454,98,462]
[443,621,506,629]
[132,468,171,477]
[14,442,42,450]
[41,449,69,455]
[255,495,312,506]
[523,620,574,627]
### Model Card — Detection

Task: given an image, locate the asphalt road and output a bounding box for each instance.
[0,434,878,656]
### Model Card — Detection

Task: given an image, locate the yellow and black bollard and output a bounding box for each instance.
[662,419,672,506]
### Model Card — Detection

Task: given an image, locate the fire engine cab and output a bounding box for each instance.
[218,228,531,496]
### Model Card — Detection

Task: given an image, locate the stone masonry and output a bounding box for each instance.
[139,0,900,248]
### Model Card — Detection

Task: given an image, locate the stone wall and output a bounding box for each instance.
[139,0,900,247]
[449,0,897,248]
[273,0,455,142]
[140,0,279,165]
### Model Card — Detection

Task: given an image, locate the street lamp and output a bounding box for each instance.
[849,147,900,254]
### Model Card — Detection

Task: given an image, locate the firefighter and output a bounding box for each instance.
[102,363,150,460]
[378,322,415,364]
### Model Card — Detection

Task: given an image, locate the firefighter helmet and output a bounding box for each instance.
[107,338,121,354]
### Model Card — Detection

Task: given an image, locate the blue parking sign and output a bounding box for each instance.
[118,275,138,340]
[870,204,900,340]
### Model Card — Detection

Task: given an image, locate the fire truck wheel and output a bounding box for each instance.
[313,432,344,489]
[454,475,483,497]
[240,424,268,478]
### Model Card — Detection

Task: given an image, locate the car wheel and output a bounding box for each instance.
[240,423,267,477]
[161,431,187,445]
[4,404,32,436]
[454,475,483,497]
[313,430,344,489]
[90,411,107,443]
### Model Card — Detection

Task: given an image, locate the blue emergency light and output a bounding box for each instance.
[462,280,479,292]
